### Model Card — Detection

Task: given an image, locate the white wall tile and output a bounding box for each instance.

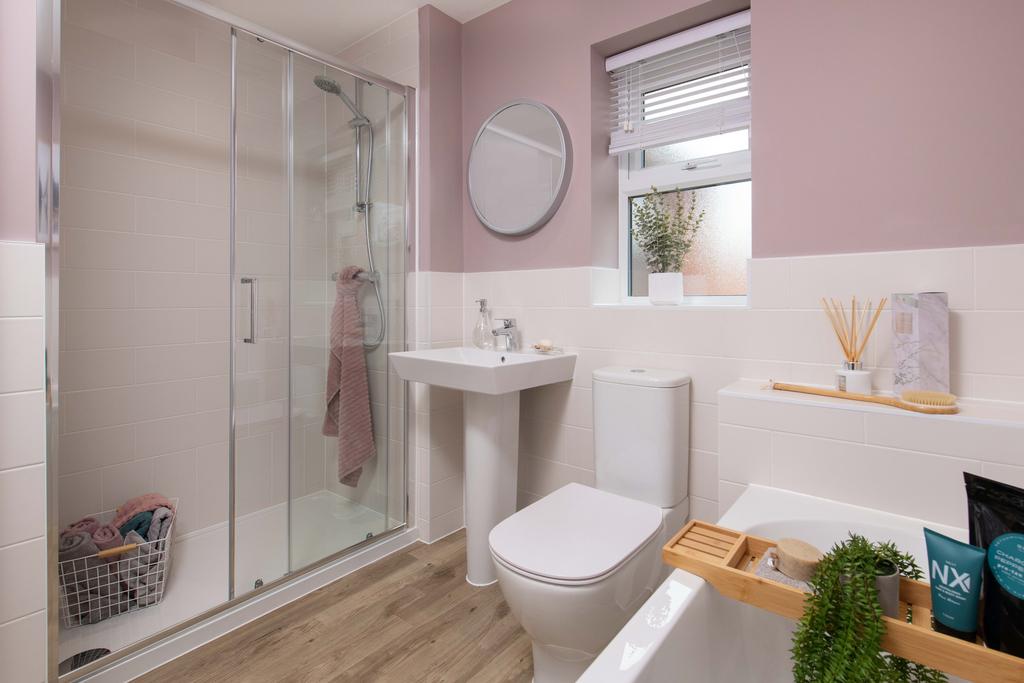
[975,244,1024,311]
[428,506,464,542]
[0,611,46,683]
[0,538,46,624]
[0,392,44,470]
[981,462,1024,490]
[717,481,746,518]
[101,458,156,511]
[428,474,463,519]
[57,470,103,528]
[0,319,42,398]
[747,257,788,309]
[689,448,718,500]
[0,243,43,317]
[0,466,45,546]
[718,424,771,485]
[719,393,865,442]
[865,411,1023,467]
[689,496,718,522]
[783,248,975,311]
[956,311,1024,377]
[564,425,594,470]
[771,432,978,528]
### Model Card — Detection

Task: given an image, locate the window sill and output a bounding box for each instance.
[595,295,748,309]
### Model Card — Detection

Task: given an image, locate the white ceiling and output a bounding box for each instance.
[203,0,510,55]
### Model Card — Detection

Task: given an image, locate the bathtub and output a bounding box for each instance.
[580,485,969,682]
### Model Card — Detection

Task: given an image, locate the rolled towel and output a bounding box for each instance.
[58,531,118,606]
[111,493,175,530]
[92,524,124,554]
[67,516,100,536]
[59,530,98,562]
[147,507,174,543]
[118,510,153,539]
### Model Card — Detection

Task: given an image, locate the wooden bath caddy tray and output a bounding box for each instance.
[663,520,1024,683]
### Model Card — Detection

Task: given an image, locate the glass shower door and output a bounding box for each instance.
[232,35,408,591]
[287,55,406,570]
[232,32,291,596]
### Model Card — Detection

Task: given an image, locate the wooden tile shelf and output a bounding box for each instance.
[663,520,1024,683]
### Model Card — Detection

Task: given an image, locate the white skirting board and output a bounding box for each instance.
[80,527,420,682]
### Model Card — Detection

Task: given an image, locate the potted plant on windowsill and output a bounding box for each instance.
[632,185,705,305]
[791,534,947,683]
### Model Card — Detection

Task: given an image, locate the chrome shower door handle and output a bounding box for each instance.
[241,277,258,344]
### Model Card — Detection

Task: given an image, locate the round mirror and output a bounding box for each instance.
[468,100,572,235]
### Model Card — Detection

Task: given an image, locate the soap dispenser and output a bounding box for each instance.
[472,299,494,350]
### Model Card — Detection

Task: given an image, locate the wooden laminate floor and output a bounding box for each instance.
[140,531,532,683]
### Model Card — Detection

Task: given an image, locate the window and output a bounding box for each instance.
[629,179,751,296]
[606,11,752,303]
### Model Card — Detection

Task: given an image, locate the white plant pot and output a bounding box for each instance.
[648,272,683,305]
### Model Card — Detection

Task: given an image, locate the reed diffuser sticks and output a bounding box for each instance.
[821,296,887,364]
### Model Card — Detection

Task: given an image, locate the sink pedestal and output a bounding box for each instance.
[463,390,520,586]
[388,347,576,587]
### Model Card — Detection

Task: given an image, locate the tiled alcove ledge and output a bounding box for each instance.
[716,379,1024,529]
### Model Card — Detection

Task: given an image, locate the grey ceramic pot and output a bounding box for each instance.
[874,561,900,618]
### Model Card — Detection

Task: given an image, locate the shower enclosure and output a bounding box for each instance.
[53,0,410,674]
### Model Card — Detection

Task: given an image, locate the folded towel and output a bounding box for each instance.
[119,531,166,606]
[58,531,123,623]
[111,493,175,530]
[147,507,174,543]
[118,510,153,539]
[322,266,376,486]
[59,530,98,562]
[92,524,124,554]
[67,516,100,536]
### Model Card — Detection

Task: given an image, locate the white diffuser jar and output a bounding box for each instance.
[648,272,683,305]
[836,360,872,395]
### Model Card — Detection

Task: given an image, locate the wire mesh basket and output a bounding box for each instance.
[57,500,177,629]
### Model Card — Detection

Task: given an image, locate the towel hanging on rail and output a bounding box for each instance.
[322,266,376,486]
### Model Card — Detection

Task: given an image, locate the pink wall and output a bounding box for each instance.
[458,0,1024,270]
[0,0,37,242]
[418,5,464,272]
[753,0,1024,257]
[460,0,729,271]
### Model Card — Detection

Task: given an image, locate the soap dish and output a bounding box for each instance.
[530,345,564,355]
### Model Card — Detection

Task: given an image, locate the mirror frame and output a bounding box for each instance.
[467,99,573,236]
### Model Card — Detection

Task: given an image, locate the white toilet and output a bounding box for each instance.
[489,367,690,682]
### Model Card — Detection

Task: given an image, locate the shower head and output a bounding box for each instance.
[313,75,370,128]
[313,75,342,96]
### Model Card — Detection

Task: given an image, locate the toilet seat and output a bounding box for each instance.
[489,483,663,586]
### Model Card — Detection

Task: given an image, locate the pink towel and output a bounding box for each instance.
[67,517,100,536]
[92,524,124,554]
[111,493,175,530]
[322,266,376,486]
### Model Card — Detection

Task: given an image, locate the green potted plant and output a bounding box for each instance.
[791,534,946,683]
[631,186,705,304]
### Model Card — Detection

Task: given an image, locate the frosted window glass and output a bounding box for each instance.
[629,180,751,296]
[642,130,749,167]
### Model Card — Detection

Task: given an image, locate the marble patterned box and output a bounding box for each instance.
[892,292,950,394]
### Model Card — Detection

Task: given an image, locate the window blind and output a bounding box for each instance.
[607,11,751,156]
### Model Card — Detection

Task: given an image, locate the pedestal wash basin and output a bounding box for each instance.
[390,347,577,585]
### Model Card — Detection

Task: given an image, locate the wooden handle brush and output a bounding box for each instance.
[770,381,958,415]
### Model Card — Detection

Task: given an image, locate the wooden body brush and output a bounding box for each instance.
[770,381,958,415]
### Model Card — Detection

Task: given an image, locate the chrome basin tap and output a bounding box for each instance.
[492,318,518,351]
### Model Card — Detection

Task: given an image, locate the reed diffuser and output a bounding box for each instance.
[821,296,886,394]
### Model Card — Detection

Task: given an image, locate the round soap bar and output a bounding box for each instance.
[775,538,824,583]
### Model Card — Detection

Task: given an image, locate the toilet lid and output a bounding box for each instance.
[489,483,663,583]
